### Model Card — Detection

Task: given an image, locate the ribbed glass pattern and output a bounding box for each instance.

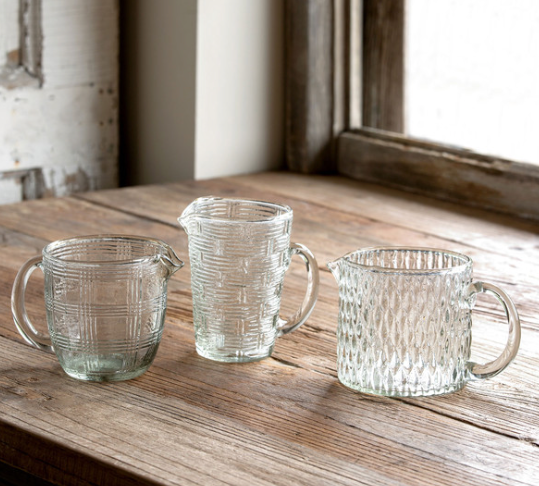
[43,236,170,381]
[336,248,473,397]
[182,198,293,362]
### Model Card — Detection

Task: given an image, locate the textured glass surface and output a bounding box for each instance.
[42,236,176,381]
[334,248,473,397]
[181,198,294,362]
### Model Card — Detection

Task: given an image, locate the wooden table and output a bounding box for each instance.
[0,172,538,485]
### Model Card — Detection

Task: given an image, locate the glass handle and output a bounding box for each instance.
[11,256,53,352]
[468,281,521,380]
[277,243,319,337]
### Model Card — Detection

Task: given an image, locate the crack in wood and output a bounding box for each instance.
[399,397,539,447]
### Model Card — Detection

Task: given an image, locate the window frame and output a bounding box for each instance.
[285,0,539,221]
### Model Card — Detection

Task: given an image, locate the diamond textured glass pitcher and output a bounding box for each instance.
[179,197,319,362]
[328,247,521,397]
[12,235,183,382]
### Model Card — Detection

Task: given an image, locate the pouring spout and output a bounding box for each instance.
[177,210,193,234]
[160,245,184,277]
[177,217,187,233]
[327,258,342,282]
[178,197,207,235]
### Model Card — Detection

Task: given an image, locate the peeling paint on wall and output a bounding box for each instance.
[19,0,43,84]
[0,167,44,203]
[0,0,119,204]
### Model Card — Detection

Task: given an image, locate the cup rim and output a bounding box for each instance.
[337,246,472,275]
[43,234,170,266]
[180,196,293,224]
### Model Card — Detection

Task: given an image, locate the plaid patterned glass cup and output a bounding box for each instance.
[12,235,183,382]
[179,197,319,362]
[328,247,521,397]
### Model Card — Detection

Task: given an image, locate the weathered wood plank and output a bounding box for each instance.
[75,176,539,443]
[285,0,334,173]
[338,130,539,222]
[78,172,539,258]
[0,199,534,390]
[0,346,387,486]
[239,170,539,243]
[1,173,538,485]
[77,176,539,329]
[0,336,537,486]
[2,250,537,456]
[362,0,404,131]
[222,172,539,261]
[0,196,184,250]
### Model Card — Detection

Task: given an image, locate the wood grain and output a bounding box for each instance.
[1,173,538,485]
[77,174,539,327]
[338,129,539,222]
[362,0,404,132]
[285,0,334,173]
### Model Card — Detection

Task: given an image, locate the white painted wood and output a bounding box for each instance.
[0,178,25,205]
[42,0,118,88]
[0,0,119,203]
[0,1,19,64]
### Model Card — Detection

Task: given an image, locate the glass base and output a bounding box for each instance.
[63,365,152,382]
[55,342,160,382]
[58,353,156,382]
[195,344,273,363]
[338,377,468,397]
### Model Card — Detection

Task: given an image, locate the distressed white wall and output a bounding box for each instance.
[406,0,539,165]
[122,0,284,186]
[1,0,283,201]
[0,2,18,66]
[0,0,119,204]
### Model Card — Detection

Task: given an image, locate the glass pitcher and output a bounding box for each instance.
[328,247,521,397]
[12,235,184,382]
[179,197,319,362]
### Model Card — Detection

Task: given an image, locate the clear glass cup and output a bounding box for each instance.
[179,197,319,362]
[11,235,183,382]
[328,247,521,397]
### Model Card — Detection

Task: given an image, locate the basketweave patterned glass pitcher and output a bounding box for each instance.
[179,197,319,363]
